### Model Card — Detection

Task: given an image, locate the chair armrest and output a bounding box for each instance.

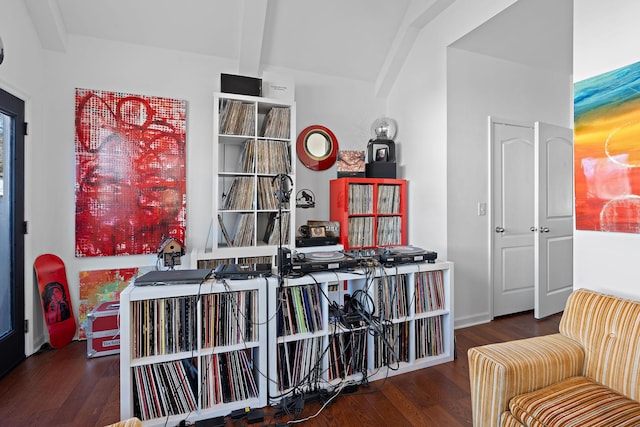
[104,418,142,427]
[468,333,584,427]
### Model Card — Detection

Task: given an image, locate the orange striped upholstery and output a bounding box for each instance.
[509,376,640,427]
[104,418,142,427]
[501,412,525,427]
[468,289,640,427]
[469,334,584,426]
[560,289,640,401]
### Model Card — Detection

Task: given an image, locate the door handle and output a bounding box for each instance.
[495,226,505,233]
[540,227,550,233]
[530,227,537,232]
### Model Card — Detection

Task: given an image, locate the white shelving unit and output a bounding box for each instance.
[267,261,454,400]
[208,92,296,262]
[120,277,271,426]
[120,262,453,423]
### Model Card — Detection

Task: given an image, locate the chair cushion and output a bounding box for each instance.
[509,376,640,427]
[501,411,526,427]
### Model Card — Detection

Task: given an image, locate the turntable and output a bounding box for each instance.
[291,250,359,274]
[377,246,437,266]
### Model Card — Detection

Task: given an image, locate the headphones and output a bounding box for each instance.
[272,174,293,204]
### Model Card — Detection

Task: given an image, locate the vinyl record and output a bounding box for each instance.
[306,251,345,262]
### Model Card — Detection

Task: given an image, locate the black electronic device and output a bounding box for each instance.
[365,161,396,178]
[344,248,377,258]
[376,246,437,266]
[194,416,226,427]
[290,251,359,274]
[295,236,338,247]
[134,269,212,286]
[221,73,262,96]
[278,247,292,276]
[213,263,272,280]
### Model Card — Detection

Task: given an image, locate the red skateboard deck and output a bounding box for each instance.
[34,254,77,348]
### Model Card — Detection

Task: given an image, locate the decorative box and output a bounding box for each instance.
[337,150,366,178]
[86,301,120,358]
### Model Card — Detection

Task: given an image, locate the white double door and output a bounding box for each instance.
[491,118,573,319]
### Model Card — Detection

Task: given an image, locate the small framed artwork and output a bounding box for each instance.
[337,150,366,177]
[307,220,340,237]
[376,147,388,162]
[309,225,326,238]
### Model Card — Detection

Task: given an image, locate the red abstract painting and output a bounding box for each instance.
[75,89,187,256]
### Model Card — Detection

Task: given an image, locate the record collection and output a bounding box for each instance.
[132,358,198,420]
[219,99,255,135]
[218,102,292,249]
[376,274,409,319]
[327,329,368,381]
[125,263,449,421]
[277,284,324,336]
[200,350,259,408]
[201,290,258,347]
[131,296,197,358]
[373,321,409,368]
[415,270,446,312]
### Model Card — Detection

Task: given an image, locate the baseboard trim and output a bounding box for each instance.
[454,313,491,329]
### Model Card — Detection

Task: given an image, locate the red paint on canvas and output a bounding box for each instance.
[75,89,186,256]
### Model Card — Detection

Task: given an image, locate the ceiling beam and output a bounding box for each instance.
[238,0,268,77]
[24,0,67,52]
[374,0,455,99]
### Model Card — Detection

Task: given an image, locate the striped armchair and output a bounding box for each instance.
[468,289,640,427]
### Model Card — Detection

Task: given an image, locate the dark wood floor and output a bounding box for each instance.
[0,311,562,427]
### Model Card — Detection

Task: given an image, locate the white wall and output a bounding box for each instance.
[277,67,385,227]
[573,0,640,300]
[6,0,620,353]
[387,0,526,326]
[386,0,517,255]
[0,0,47,354]
[447,49,571,326]
[7,28,383,352]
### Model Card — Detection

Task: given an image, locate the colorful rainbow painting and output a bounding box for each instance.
[574,61,640,233]
[78,268,137,339]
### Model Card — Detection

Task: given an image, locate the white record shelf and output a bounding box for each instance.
[120,277,271,426]
[120,261,454,423]
[211,92,296,260]
[268,261,454,400]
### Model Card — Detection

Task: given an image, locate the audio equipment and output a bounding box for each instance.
[295,236,338,247]
[213,263,272,280]
[277,247,292,276]
[376,246,437,266]
[272,174,293,204]
[290,251,358,274]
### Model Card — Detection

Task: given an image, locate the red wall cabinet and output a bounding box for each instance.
[330,178,407,250]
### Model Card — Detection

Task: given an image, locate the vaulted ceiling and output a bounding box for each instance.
[23,0,571,98]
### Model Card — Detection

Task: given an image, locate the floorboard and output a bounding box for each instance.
[0,310,561,426]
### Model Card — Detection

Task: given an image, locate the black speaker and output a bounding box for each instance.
[366,161,396,178]
[221,73,262,97]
